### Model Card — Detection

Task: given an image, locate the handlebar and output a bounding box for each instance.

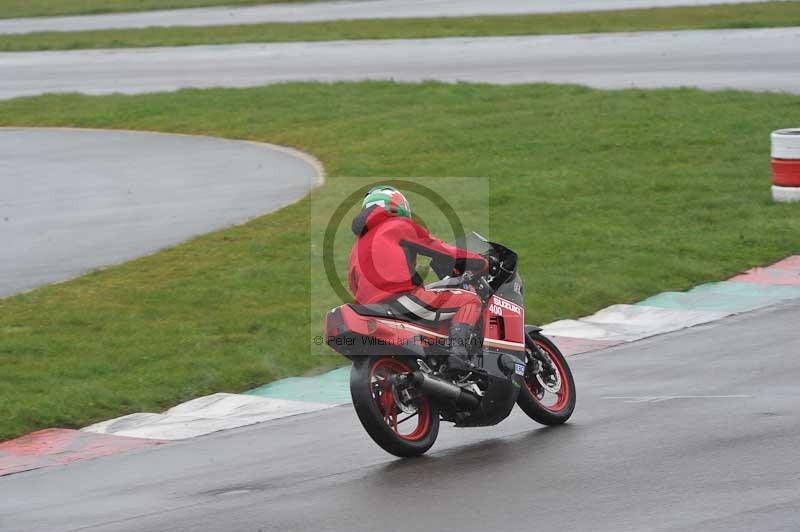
[459,261,495,303]
[430,239,517,297]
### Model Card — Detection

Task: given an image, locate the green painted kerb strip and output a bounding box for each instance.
[637,281,800,313]
[246,366,351,404]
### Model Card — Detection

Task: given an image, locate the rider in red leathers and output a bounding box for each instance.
[348,186,488,369]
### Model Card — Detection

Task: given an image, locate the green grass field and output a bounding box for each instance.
[2,2,799,51]
[1,81,799,440]
[0,0,320,19]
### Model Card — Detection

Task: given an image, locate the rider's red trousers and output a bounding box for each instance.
[394,286,482,327]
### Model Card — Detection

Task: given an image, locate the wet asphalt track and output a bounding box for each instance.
[2,301,798,532]
[3,28,800,100]
[0,0,777,35]
[0,128,319,297]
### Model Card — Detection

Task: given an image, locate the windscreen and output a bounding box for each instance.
[451,231,494,254]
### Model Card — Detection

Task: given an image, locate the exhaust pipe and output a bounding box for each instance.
[410,371,480,408]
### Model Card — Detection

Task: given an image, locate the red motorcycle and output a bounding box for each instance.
[324,233,575,457]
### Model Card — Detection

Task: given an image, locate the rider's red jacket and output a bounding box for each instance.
[348,206,488,304]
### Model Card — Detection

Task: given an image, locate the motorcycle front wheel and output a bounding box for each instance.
[350,356,439,457]
[517,331,576,425]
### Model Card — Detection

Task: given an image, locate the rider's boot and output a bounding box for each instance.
[447,323,476,372]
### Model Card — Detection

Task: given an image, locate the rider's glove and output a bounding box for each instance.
[486,255,501,275]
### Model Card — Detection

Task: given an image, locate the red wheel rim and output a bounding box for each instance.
[524,340,571,413]
[369,358,432,441]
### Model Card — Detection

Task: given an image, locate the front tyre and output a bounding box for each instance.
[517,332,576,425]
[350,356,439,457]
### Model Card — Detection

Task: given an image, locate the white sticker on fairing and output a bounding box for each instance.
[491,296,522,315]
[515,363,525,376]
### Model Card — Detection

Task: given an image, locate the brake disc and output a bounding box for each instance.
[392,384,419,414]
[535,360,562,394]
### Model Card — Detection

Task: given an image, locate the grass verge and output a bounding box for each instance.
[1,2,799,51]
[1,81,799,440]
[0,0,322,19]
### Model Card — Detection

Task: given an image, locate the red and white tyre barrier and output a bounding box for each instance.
[771,128,800,202]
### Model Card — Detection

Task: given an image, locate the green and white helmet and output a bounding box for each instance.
[361,185,411,218]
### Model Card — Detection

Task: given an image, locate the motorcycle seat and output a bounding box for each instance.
[348,303,397,320]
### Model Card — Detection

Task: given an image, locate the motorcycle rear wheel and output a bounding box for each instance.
[350,356,439,457]
[517,332,576,425]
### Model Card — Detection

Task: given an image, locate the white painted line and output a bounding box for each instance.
[83,393,335,440]
[602,395,752,403]
[542,319,628,341]
[542,304,729,342]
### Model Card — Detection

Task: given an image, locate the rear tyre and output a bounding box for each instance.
[350,356,439,457]
[516,332,576,425]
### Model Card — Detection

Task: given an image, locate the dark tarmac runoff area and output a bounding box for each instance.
[1,300,798,532]
[0,128,320,297]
